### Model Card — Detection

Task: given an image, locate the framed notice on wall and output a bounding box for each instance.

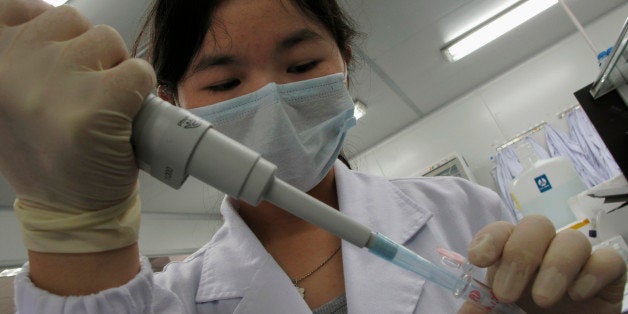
[416,153,476,182]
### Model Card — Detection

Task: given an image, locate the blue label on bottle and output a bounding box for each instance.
[534,174,552,193]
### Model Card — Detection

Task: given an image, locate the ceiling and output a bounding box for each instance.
[0,0,625,210]
[339,0,625,157]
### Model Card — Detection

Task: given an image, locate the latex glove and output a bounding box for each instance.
[0,1,156,252]
[458,215,627,314]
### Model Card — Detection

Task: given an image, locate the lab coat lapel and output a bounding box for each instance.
[233,255,311,314]
[334,162,433,313]
[195,200,310,313]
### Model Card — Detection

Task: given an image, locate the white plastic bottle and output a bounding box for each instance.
[509,157,586,229]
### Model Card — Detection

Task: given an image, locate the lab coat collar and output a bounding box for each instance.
[195,199,311,312]
[334,161,433,244]
[195,161,433,313]
[334,161,433,313]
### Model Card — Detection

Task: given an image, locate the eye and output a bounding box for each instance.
[206,79,241,92]
[287,60,319,74]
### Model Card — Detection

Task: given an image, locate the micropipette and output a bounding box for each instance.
[132,94,525,313]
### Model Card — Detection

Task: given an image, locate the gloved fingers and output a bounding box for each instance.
[64,24,129,71]
[457,301,489,314]
[530,229,591,307]
[489,215,556,303]
[25,4,90,43]
[467,221,514,267]
[99,57,156,118]
[0,0,52,27]
[568,247,627,303]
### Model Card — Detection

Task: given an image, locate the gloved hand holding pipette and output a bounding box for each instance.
[0,4,156,250]
[0,0,155,294]
[0,1,625,313]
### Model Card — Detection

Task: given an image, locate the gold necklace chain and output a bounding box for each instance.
[290,245,341,285]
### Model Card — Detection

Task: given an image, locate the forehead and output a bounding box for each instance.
[204,0,333,52]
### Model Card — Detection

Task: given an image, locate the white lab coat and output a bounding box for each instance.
[567,108,621,181]
[15,162,516,313]
[494,146,523,218]
[545,124,605,188]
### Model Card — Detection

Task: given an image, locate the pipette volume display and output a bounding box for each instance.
[132,94,524,314]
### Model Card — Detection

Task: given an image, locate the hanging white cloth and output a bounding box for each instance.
[545,124,604,188]
[567,108,621,181]
[494,146,523,220]
[525,136,550,160]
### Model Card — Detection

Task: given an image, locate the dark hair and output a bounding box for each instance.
[132,0,358,98]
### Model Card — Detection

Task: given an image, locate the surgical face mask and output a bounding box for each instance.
[189,72,356,192]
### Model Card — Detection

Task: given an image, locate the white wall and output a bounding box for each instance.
[0,209,26,267]
[350,4,628,192]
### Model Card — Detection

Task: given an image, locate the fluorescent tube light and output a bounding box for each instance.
[44,0,69,6]
[442,0,558,62]
[354,100,366,120]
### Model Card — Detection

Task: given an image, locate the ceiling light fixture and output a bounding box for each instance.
[353,99,367,120]
[44,0,69,7]
[442,0,558,62]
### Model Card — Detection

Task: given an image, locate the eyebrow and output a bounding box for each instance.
[277,28,325,53]
[189,28,325,75]
[189,54,237,76]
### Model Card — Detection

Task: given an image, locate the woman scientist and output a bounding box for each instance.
[0,0,625,313]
